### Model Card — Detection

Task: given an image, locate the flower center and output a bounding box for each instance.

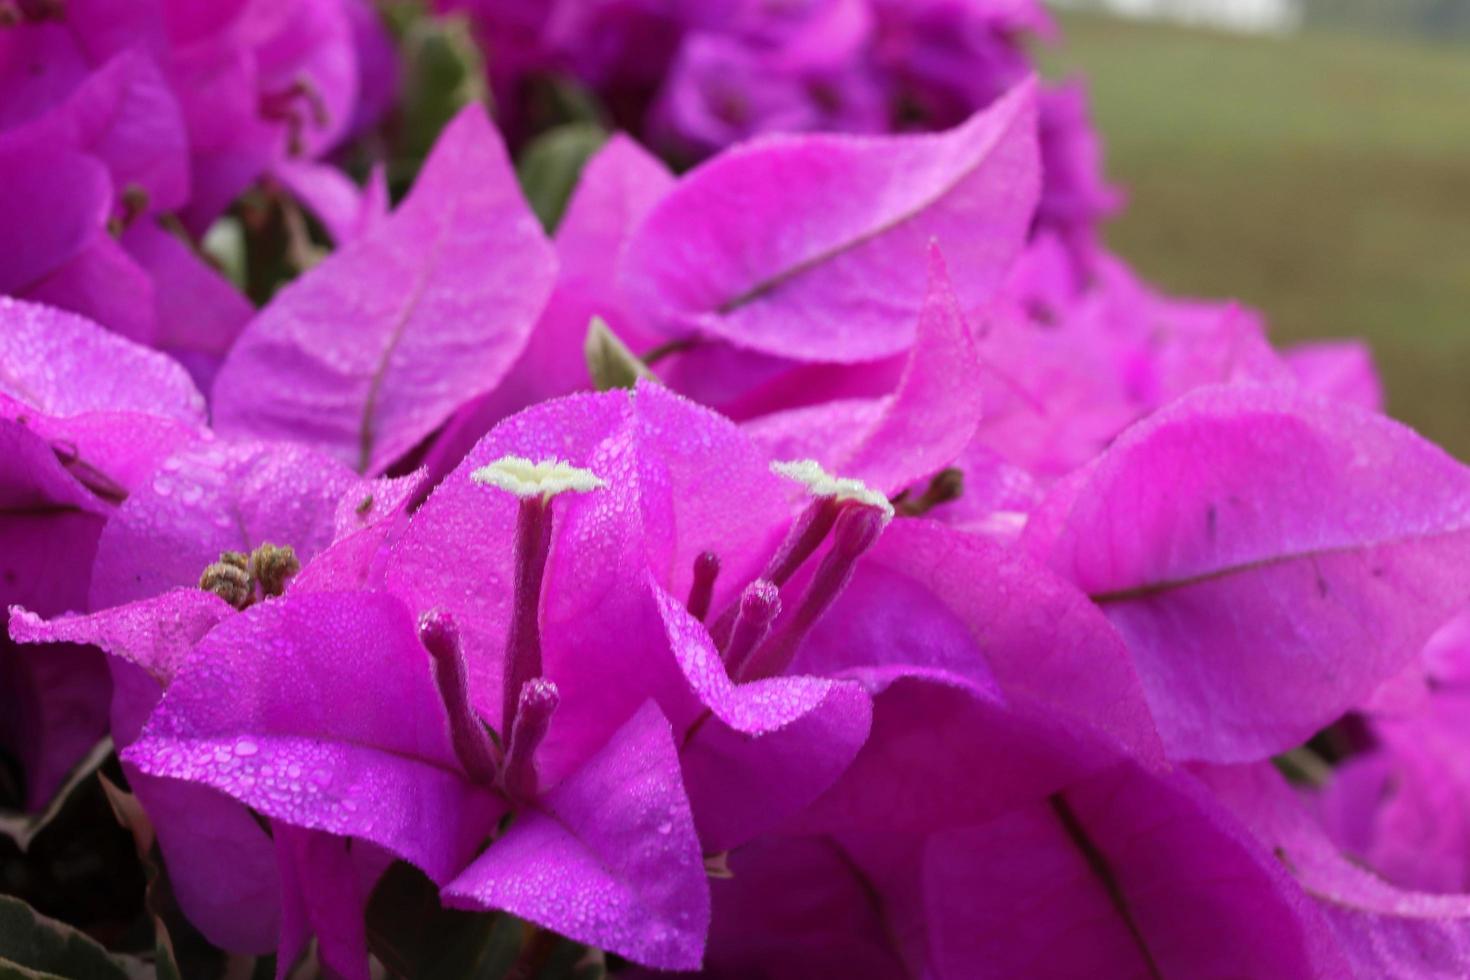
[702,460,892,682]
[472,456,604,740]
[471,455,607,502]
[198,542,300,610]
[422,456,605,800]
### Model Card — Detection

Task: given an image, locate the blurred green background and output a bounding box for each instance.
[1043,12,1470,457]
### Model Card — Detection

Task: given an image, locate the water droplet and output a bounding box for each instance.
[233,739,259,757]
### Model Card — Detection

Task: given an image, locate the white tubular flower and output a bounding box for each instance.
[471,456,607,501]
[770,459,894,522]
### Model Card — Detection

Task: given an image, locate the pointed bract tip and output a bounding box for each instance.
[770,459,894,521]
[471,455,606,500]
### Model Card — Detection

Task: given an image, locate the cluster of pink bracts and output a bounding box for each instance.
[3,1,1470,978]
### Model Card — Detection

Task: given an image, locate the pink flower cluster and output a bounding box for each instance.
[3,2,1469,978]
[440,0,1121,278]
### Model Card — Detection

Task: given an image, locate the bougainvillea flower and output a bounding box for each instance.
[919,761,1344,978]
[414,381,1155,869]
[621,78,1039,363]
[0,48,189,215]
[1033,80,1123,282]
[1285,338,1385,411]
[0,0,388,233]
[799,516,1163,760]
[10,427,378,954]
[687,675,1324,978]
[961,253,1288,482]
[0,421,112,813]
[9,589,280,953]
[0,297,207,493]
[1024,384,1470,763]
[1315,612,1470,894]
[0,47,252,357]
[163,0,363,231]
[393,384,868,787]
[63,389,723,968]
[123,542,707,968]
[649,31,886,159]
[741,245,984,497]
[88,439,359,610]
[212,104,557,476]
[420,133,674,482]
[0,297,205,808]
[1203,761,1470,977]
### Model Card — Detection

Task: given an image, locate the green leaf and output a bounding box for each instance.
[584,317,655,392]
[0,895,133,980]
[517,123,608,232]
[366,862,524,979]
[0,740,112,854]
[396,14,490,181]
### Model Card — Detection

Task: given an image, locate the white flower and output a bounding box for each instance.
[471,456,606,500]
[770,459,894,521]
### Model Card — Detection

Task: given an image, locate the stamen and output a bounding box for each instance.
[721,580,781,679]
[248,543,299,598]
[771,459,895,521]
[472,455,604,738]
[471,456,606,502]
[200,551,251,610]
[419,609,499,784]
[500,677,559,804]
[760,497,840,589]
[686,552,721,623]
[501,498,552,740]
[707,462,887,649]
[706,497,834,649]
[737,505,887,682]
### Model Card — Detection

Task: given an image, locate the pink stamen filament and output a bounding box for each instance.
[708,497,838,647]
[502,497,553,740]
[686,551,721,622]
[737,505,886,682]
[762,497,840,587]
[721,580,781,679]
[501,678,559,804]
[419,609,500,784]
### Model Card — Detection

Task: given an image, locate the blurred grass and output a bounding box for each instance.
[1042,13,1470,457]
